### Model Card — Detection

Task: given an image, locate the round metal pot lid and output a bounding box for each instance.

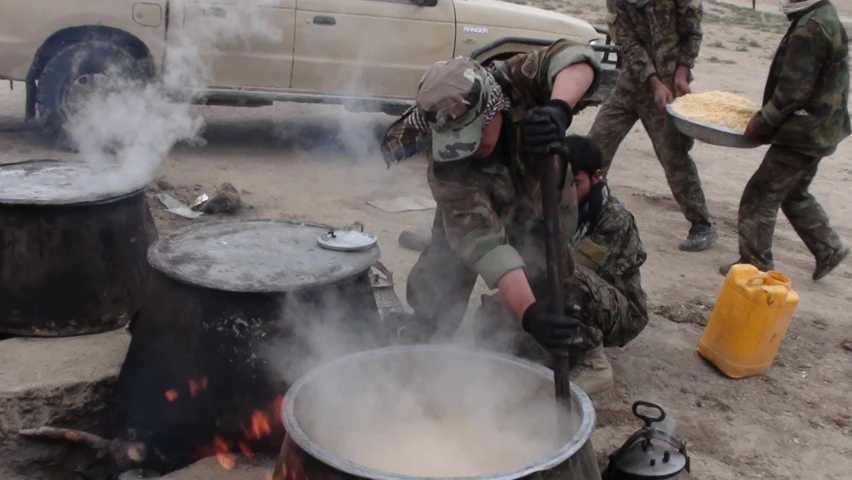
[0,159,150,205]
[615,441,687,478]
[317,229,378,252]
[148,219,381,293]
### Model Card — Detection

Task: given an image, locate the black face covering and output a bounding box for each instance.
[573,179,610,245]
[582,180,609,226]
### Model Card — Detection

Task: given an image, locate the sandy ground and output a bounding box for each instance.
[1,1,851,479]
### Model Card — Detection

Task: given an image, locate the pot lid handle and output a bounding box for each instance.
[372,261,393,283]
[633,400,666,427]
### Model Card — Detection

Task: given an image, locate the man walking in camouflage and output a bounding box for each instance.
[475,135,649,394]
[590,0,718,252]
[721,0,849,280]
[380,39,638,394]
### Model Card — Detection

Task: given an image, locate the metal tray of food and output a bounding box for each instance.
[666,104,762,149]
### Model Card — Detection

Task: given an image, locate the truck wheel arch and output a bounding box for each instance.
[25,26,154,119]
[470,37,554,65]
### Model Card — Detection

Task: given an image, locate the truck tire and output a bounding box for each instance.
[36,40,148,142]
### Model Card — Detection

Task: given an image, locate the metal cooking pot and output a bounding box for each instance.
[274,345,601,480]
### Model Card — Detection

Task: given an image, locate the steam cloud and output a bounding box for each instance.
[266,286,575,477]
[66,0,286,191]
[265,277,580,477]
[61,0,581,473]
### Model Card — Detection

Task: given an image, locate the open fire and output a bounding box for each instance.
[170,379,285,472]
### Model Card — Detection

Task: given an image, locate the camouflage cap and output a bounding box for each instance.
[416,57,493,162]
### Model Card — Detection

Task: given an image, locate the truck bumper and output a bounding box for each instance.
[576,25,620,111]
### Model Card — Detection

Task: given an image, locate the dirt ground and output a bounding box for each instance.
[1,1,851,479]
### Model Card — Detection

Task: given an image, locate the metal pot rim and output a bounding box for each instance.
[282,344,597,480]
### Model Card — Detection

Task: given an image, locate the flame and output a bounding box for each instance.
[195,394,286,472]
[212,435,235,470]
[238,441,253,458]
[188,380,200,398]
[188,376,209,398]
[247,411,272,440]
[164,390,179,402]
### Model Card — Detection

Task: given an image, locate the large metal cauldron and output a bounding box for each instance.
[111,219,384,473]
[0,159,156,336]
[275,345,601,480]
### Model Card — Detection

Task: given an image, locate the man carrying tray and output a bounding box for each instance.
[720,0,850,280]
[589,0,718,253]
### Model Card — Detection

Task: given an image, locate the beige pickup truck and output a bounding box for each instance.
[0,0,618,136]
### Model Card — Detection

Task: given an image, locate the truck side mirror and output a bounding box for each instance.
[409,0,438,6]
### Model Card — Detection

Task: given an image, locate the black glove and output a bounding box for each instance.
[522,301,597,354]
[522,99,574,156]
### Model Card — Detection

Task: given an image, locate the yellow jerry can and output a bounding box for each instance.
[697,264,799,379]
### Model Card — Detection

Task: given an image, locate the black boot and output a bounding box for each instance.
[679,222,718,252]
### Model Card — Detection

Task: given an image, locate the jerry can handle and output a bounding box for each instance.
[746,274,768,287]
[372,261,393,283]
[632,400,665,426]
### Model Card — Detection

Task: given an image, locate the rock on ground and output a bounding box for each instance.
[0,329,130,479]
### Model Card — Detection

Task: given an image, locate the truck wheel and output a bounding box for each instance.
[36,41,148,141]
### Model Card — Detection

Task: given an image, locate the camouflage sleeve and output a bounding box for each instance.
[614,1,656,84]
[754,20,828,132]
[585,201,645,278]
[497,39,603,109]
[676,0,703,69]
[428,161,526,288]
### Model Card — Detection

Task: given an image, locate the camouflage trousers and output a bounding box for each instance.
[588,82,711,226]
[405,210,648,364]
[737,145,844,269]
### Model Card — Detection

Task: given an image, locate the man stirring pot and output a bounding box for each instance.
[380,39,647,395]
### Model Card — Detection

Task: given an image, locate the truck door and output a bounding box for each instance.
[170,0,297,89]
[291,0,455,99]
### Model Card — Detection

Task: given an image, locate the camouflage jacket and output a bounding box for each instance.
[752,1,850,157]
[572,193,648,317]
[380,40,602,288]
[609,0,703,91]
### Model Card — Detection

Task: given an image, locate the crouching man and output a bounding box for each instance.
[475,136,649,395]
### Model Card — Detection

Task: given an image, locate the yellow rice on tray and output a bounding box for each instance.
[671,91,761,132]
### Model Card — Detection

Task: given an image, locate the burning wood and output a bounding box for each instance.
[190,395,285,472]
[17,426,147,468]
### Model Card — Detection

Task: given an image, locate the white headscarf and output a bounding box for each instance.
[779,0,824,15]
